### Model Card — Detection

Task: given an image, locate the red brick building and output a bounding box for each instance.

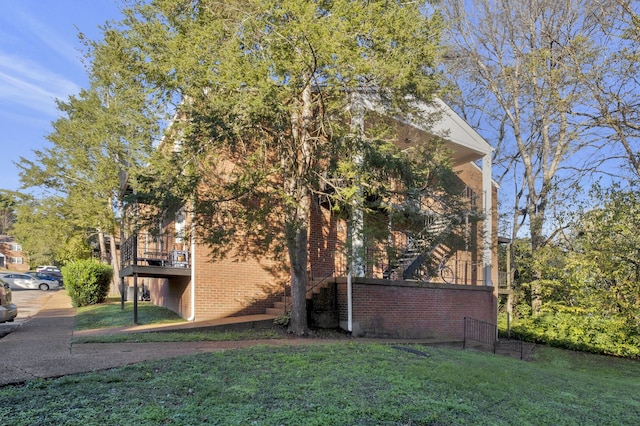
[120,98,498,340]
[0,236,28,273]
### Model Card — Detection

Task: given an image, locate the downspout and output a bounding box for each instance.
[347,93,369,333]
[346,215,354,333]
[348,204,365,334]
[187,208,196,321]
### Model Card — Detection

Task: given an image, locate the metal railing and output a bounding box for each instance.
[464,316,525,359]
[121,232,190,269]
[495,338,525,360]
[463,316,497,351]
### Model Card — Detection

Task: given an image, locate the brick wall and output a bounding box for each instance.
[336,277,496,340]
[191,243,289,320]
[0,236,28,272]
[308,201,347,279]
[144,276,192,318]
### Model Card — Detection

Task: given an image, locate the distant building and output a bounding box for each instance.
[0,236,29,272]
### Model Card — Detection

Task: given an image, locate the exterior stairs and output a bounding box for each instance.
[384,213,452,280]
[265,296,290,316]
[265,278,338,328]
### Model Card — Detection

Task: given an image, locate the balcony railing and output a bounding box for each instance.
[121,233,190,269]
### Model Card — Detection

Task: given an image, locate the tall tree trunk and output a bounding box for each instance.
[109,233,120,296]
[529,208,545,314]
[286,75,314,335]
[97,229,108,263]
[287,198,310,336]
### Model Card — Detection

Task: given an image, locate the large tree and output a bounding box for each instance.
[9,194,90,268]
[575,1,640,180]
[17,26,159,279]
[102,0,446,335]
[0,191,16,235]
[569,187,640,320]
[441,0,627,313]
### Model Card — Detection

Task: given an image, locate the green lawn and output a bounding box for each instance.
[73,298,186,330]
[1,342,639,424]
[72,299,288,343]
[10,299,631,424]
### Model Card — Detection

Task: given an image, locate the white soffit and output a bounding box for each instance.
[360,94,494,165]
[427,98,494,164]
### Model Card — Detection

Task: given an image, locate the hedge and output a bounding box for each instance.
[62,260,113,307]
[499,310,640,359]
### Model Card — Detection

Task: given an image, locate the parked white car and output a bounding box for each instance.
[36,265,61,274]
[0,273,60,291]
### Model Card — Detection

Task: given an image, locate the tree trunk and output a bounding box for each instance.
[98,229,108,263]
[286,189,311,335]
[285,74,314,336]
[529,212,545,314]
[287,212,309,336]
[109,233,120,296]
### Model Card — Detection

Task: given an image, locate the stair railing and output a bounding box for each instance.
[307,254,348,298]
[463,316,497,352]
[464,317,525,359]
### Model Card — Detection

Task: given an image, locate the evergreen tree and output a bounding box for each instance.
[101,0,446,335]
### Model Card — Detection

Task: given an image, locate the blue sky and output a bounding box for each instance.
[0,0,124,193]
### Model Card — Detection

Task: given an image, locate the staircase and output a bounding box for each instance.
[265,297,289,316]
[265,277,338,328]
[384,213,452,280]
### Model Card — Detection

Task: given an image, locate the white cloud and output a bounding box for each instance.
[0,52,80,117]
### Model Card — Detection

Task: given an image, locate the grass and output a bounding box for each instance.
[21,299,630,424]
[0,343,639,425]
[73,298,186,330]
[74,328,285,343]
[72,298,289,343]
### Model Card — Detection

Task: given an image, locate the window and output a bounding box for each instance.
[0,256,5,268]
[9,243,22,251]
[9,257,23,264]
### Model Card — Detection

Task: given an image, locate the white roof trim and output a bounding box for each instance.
[356,93,494,164]
[428,98,494,157]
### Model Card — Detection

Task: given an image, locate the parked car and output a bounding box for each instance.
[0,278,18,323]
[36,265,60,273]
[35,266,63,285]
[0,273,59,291]
[25,271,60,283]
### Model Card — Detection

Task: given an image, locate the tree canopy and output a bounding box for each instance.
[15,24,160,268]
[506,185,640,356]
[0,191,16,236]
[95,0,447,334]
[441,0,638,312]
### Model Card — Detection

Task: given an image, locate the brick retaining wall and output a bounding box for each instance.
[335,277,496,340]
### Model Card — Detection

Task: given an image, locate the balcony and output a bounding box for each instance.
[119,233,191,279]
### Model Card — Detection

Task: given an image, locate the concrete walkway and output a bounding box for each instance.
[0,291,455,387]
[0,292,388,386]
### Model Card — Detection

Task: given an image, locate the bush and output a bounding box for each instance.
[499,309,640,359]
[62,260,113,307]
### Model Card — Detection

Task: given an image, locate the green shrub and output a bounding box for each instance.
[62,260,113,307]
[499,308,640,359]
